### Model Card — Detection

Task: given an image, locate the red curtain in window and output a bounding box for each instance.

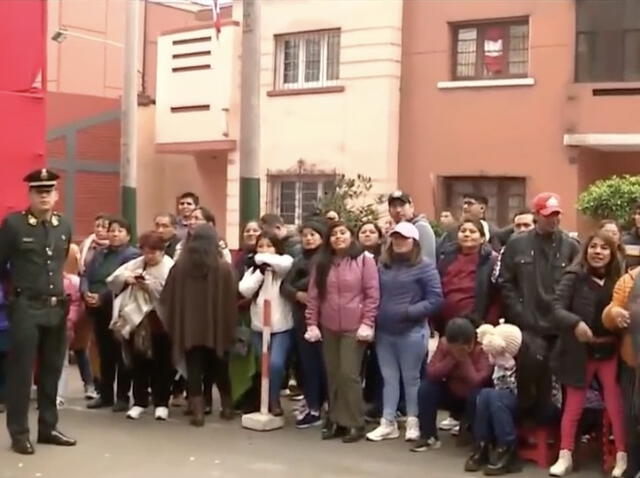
[484,26,505,75]
[0,0,46,217]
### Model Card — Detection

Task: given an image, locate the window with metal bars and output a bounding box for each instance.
[452,20,529,80]
[443,176,526,227]
[270,176,336,225]
[274,30,340,90]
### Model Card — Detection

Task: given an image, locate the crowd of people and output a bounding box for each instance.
[2,185,640,478]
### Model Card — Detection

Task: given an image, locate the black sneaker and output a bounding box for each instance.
[410,437,441,452]
[296,412,322,429]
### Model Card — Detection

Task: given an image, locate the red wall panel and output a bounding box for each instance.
[0,0,46,218]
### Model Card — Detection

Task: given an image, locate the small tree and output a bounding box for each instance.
[577,175,640,226]
[315,174,385,230]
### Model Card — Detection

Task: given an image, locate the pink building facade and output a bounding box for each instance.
[398,0,640,233]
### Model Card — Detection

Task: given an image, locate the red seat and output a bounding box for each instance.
[517,425,559,468]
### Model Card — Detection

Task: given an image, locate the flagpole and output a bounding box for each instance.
[239,0,261,227]
[121,0,140,239]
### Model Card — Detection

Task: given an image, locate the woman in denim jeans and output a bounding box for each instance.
[366,222,443,442]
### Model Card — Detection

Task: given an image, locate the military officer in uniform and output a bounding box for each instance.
[0,169,76,455]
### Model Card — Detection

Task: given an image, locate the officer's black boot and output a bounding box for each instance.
[11,438,35,455]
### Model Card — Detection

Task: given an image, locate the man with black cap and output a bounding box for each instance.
[387,190,436,262]
[0,169,76,455]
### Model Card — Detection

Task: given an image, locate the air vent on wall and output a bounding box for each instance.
[593,88,640,96]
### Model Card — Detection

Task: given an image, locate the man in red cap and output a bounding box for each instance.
[499,192,579,338]
[497,192,579,426]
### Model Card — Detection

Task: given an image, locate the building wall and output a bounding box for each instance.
[46,0,206,235]
[258,0,403,215]
[399,0,581,228]
[137,105,228,237]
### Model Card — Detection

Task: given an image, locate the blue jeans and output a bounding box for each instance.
[251,330,292,405]
[474,388,517,446]
[294,319,326,412]
[73,348,94,386]
[418,377,479,439]
[376,328,427,421]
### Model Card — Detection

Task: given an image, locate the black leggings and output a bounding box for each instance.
[185,347,230,401]
[131,331,173,408]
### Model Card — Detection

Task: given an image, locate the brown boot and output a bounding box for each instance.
[219,392,234,421]
[189,397,205,427]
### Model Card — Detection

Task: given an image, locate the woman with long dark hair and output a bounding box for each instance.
[305,221,380,443]
[550,231,626,477]
[159,224,237,426]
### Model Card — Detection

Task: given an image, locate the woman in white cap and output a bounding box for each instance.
[366,222,443,443]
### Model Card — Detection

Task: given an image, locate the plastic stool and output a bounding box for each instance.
[517,425,560,468]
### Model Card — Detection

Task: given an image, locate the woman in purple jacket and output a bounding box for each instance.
[366,222,443,443]
[305,221,380,443]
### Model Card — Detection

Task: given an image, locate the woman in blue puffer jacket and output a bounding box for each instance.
[366,222,443,443]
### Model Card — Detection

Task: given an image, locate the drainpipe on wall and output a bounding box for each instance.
[121,0,140,239]
[239,0,261,226]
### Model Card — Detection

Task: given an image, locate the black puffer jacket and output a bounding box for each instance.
[498,229,580,336]
[281,250,316,325]
[551,270,617,387]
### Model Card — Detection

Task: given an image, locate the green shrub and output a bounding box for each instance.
[577,175,640,226]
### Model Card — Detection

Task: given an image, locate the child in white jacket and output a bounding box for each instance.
[239,233,293,416]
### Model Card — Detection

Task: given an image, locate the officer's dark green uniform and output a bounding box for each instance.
[0,169,76,454]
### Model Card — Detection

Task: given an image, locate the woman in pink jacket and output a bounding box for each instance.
[305,221,380,443]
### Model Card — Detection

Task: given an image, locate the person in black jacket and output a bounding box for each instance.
[437,219,500,331]
[499,192,580,340]
[622,202,640,271]
[154,213,181,259]
[281,220,327,428]
[549,231,627,477]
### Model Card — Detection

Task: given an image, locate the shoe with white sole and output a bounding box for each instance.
[126,406,146,420]
[438,416,459,431]
[549,449,573,476]
[450,424,460,437]
[611,451,627,478]
[154,407,169,421]
[84,384,99,400]
[366,418,400,442]
[405,417,420,442]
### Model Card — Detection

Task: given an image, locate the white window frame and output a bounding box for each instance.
[274,30,340,90]
[269,175,336,225]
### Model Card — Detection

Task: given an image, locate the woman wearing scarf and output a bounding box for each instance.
[159,224,237,426]
[107,231,174,421]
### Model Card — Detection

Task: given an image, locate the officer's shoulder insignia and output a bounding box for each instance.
[26,212,37,226]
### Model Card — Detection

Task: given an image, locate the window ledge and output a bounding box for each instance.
[437,78,535,90]
[266,85,345,97]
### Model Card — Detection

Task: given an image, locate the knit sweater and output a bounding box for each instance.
[376,257,442,335]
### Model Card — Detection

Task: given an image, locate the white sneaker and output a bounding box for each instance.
[405,417,420,442]
[154,407,169,421]
[549,449,573,476]
[450,424,460,437]
[438,416,459,431]
[84,384,99,400]
[126,406,146,420]
[366,418,400,442]
[611,451,627,478]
